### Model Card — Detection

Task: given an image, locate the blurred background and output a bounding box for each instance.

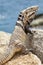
[0,0,43,33]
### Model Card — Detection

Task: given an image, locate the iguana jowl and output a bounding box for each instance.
[0,6,38,65]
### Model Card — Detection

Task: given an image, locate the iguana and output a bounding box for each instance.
[0,6,38,65]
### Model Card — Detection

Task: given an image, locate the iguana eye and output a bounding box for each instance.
[19,14,22,17]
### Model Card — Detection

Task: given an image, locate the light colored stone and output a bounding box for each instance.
[0,31,11,46]
[28,28,43,63]
[4,52,41,65]
[30,15,43,26]
[0,31,11,57]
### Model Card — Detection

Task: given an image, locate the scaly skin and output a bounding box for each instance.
[0,6,38,65]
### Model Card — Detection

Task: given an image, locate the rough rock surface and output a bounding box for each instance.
[4,52,41,65]
[0,31,11,46]
[29,29,43,63]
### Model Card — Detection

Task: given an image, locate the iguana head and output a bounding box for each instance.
[17,6,39,31]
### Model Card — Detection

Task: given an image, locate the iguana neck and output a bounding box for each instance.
[16,20,24,30]
[16,12,25,30]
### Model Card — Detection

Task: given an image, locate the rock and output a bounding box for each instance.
[29,28,43,63]
[0,31,11,47]
[4,52,41,65]
[30,14,43,27]
[0,31,11,58]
